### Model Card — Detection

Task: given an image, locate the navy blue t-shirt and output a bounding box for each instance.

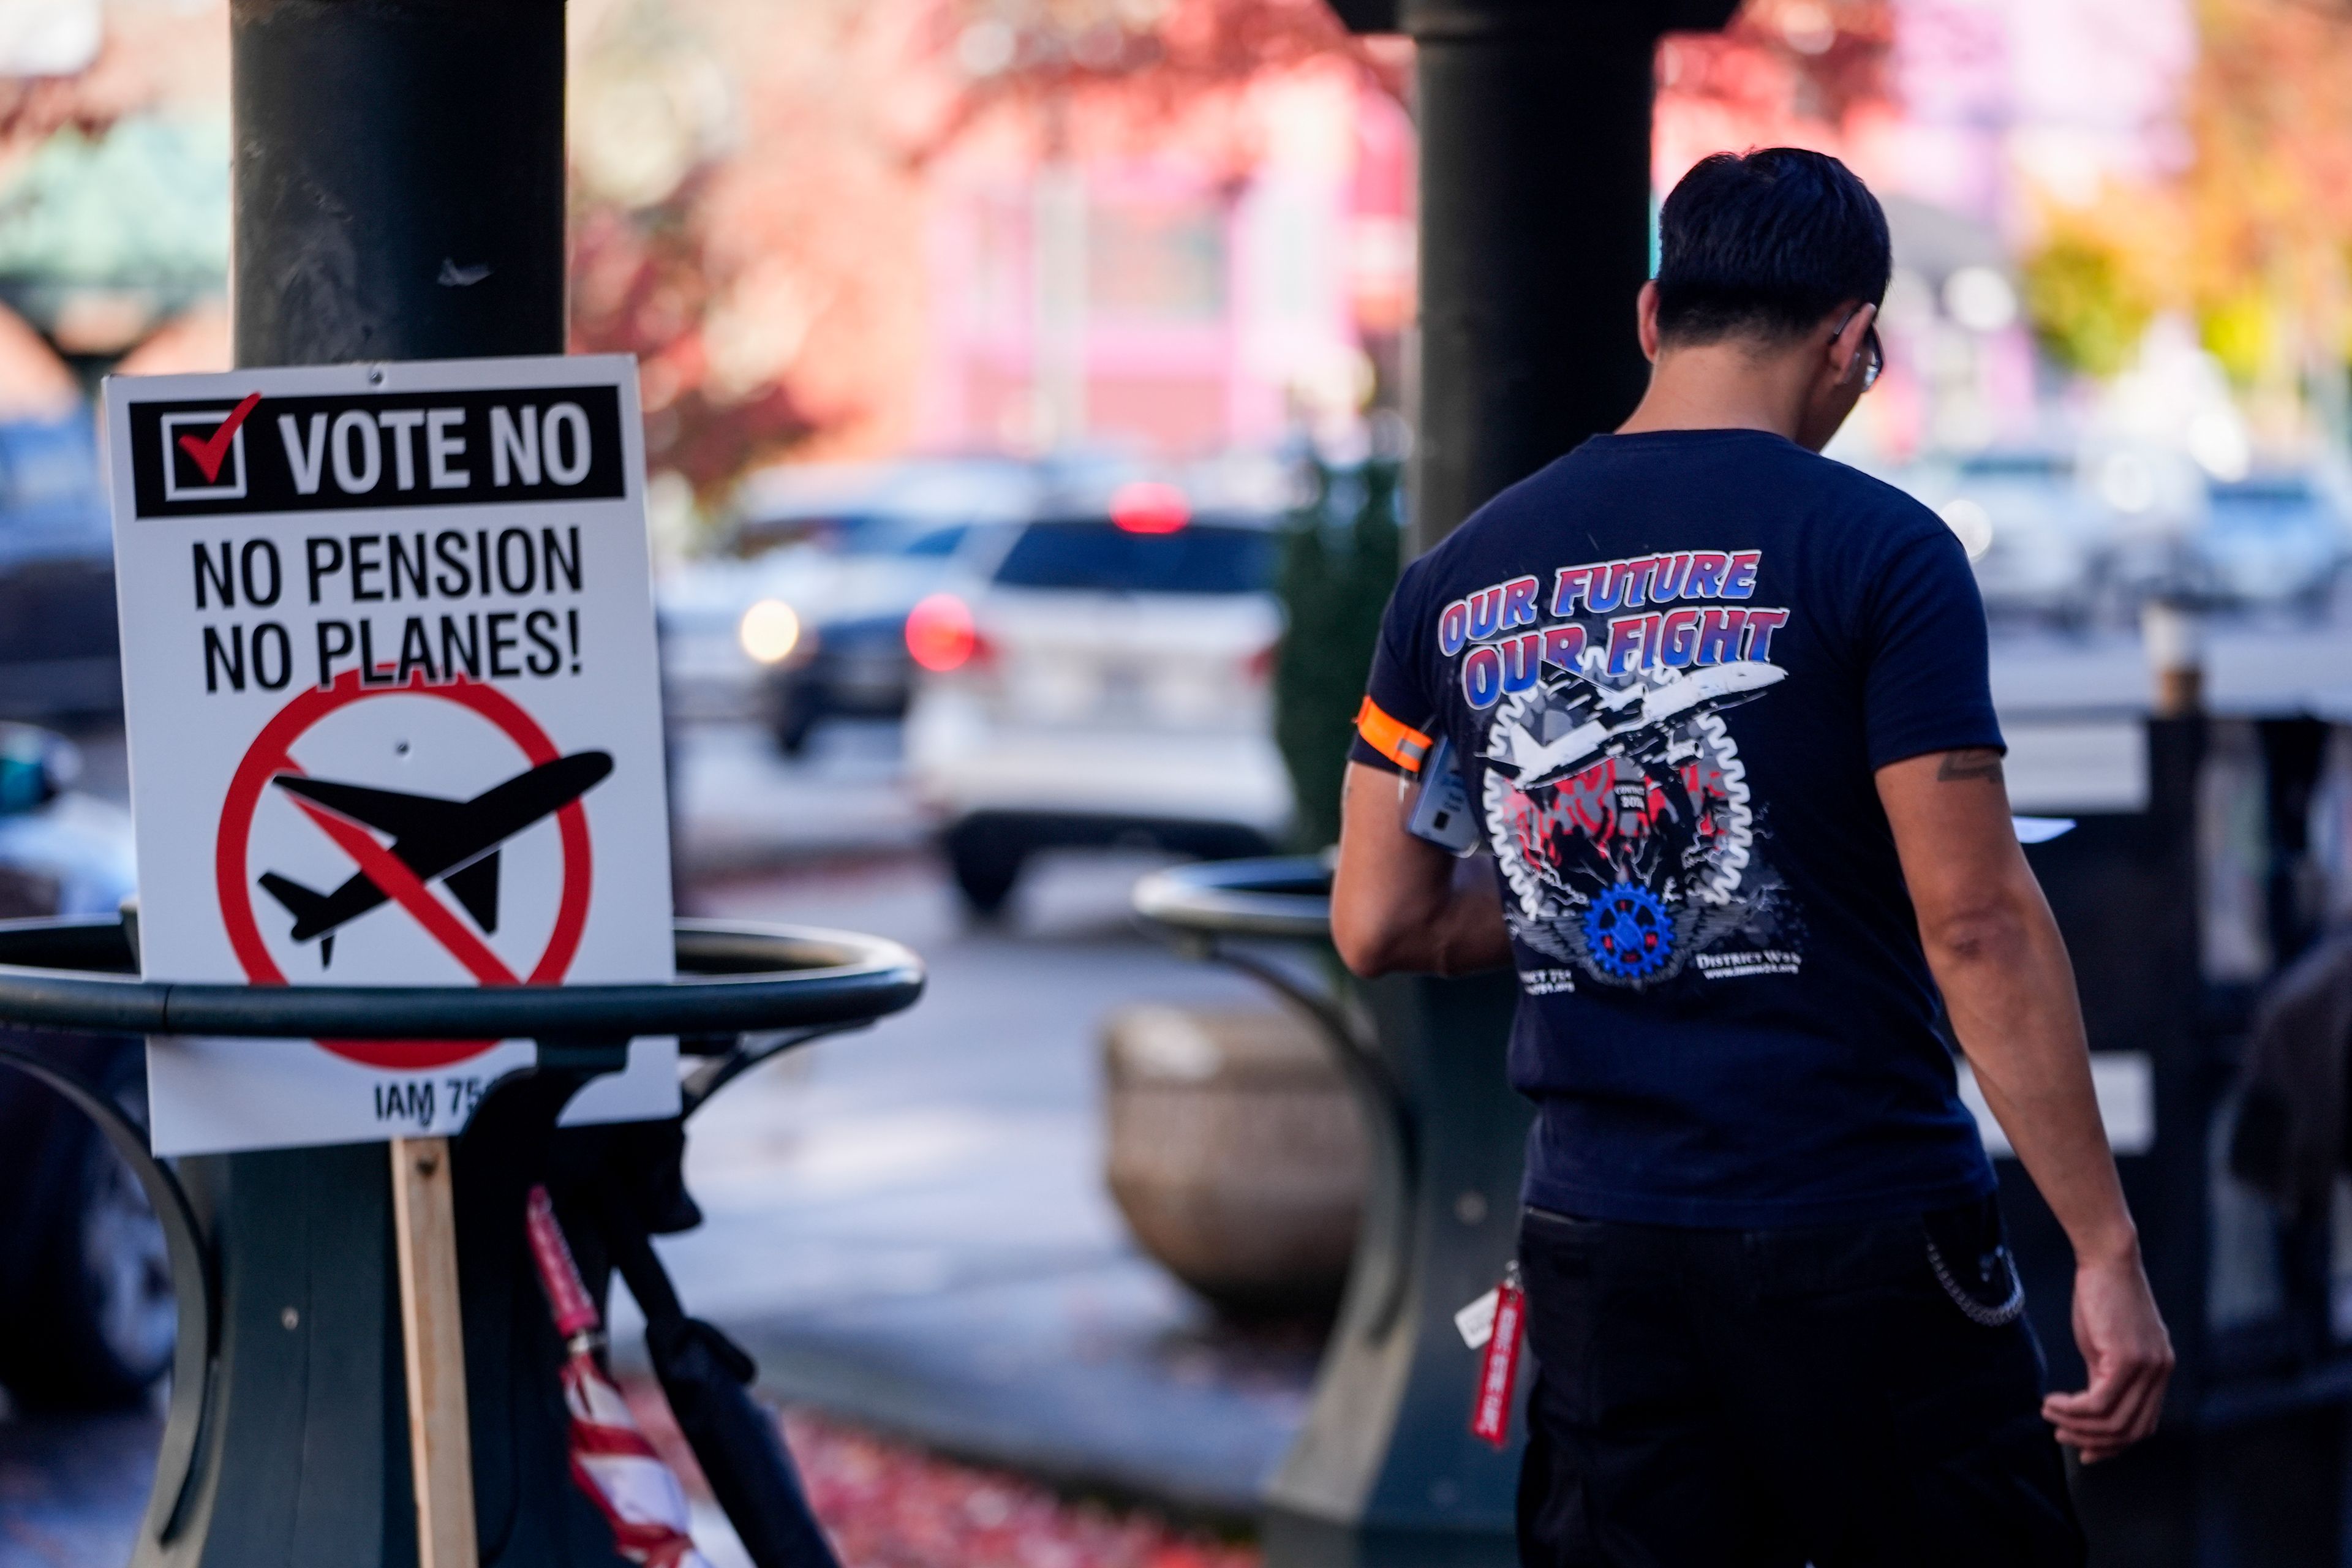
[1351,429,2003,1227]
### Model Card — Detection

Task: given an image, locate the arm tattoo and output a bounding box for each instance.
[1937,748,2005,784]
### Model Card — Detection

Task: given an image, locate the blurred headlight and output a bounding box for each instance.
[1939,497,1994,561]
[739,598,802,663]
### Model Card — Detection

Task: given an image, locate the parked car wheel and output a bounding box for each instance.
[772,688,821,757]
[945,824,1025,919]
[0,1052,175,1411]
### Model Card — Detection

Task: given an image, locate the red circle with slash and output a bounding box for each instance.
[215,669,593,1069]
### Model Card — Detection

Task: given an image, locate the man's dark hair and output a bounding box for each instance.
[1654,148,1891,347]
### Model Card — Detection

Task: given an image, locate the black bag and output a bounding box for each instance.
[601,1213,842,1568]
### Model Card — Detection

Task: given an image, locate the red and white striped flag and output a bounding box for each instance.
[524,1185,715,1568]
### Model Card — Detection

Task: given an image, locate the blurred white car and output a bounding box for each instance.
[904,484,1291,916]
[2189,469,2352,615]
[2076,440,2211,614]
[1900,448,2111,626]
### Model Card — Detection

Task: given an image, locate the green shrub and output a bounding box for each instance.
[1272,457,1403,851]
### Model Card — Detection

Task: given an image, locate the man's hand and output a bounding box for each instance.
[1878,746,2173,1459]
[2046,1250,2174,1462]
[1331,760,1512,978]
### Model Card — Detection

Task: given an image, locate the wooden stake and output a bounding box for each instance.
[391,1135,479,1568]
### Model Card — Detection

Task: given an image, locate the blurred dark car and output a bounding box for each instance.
[0,725,170,1409]
[753,524,983,754]
[658,454,1221,756]
[657,458,1033,751]
[0,413,119,721]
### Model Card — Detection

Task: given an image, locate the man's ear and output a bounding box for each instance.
[1637,280,1662,363]
[1829,300,1877,386]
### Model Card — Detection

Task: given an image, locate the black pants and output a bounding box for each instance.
[1515,1199,2083,1568]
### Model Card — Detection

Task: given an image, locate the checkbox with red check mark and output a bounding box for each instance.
[162,391,262,499]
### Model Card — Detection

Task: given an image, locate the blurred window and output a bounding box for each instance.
[2211,480,2315,517]
[736,514,970,559]
[970,194,1027,333]
[901,526,969,557]
[1087,200,1224,324]
[1959,453,2070,480]
[992,520,1272,595]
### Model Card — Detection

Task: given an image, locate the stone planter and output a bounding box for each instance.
[1101,1003,1366,1313]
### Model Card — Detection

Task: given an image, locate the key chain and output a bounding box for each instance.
[1469,1259,1526,1447]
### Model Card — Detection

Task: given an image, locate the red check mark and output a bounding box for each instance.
[176,391,262,483]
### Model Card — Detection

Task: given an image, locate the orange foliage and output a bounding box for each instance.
[2007,0,2352,383]
[566,0,937,490]
[0,1,227,182]
[915,0,1404,165]
[1654,0,1895,189]
[568,195,820,503]
[2176,0,2352,355]
[564,0,1399,498]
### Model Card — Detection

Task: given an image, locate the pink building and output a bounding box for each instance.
[914,61,1412,459]
[1653,1,2195,458]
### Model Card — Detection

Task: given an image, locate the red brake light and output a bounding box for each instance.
[907,593,982,672]
[1109,481,1189,534]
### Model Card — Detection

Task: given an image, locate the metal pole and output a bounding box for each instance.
[232,0,566,366]
[142,6,569,1565]
[1397,0,1739,554]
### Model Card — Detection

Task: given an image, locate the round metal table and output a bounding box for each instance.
[0,913,921,1567]
[1134,856,1529,1566]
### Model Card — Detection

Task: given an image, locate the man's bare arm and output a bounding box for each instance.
[1879,747,2173,1461]
[1331,761,1513,978]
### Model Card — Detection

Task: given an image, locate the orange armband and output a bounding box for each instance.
[1355,696,1432,775]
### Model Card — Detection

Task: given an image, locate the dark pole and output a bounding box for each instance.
[1246,7,1741,1563]
[232,0,567,365]
[1380,0,1740,554]
[143,6,570,1566]
[1414,9,1656,552]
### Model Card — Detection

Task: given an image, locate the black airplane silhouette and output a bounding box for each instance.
[258,750,612,968]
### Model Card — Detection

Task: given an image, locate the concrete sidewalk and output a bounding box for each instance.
[630,846,1324,1518]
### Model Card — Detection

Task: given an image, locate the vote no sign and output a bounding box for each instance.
[102,356,676,1156]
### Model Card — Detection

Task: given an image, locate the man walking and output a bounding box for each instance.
[1330,148,2169,1566]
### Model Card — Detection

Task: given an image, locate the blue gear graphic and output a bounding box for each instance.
[1581,883,1674,980]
